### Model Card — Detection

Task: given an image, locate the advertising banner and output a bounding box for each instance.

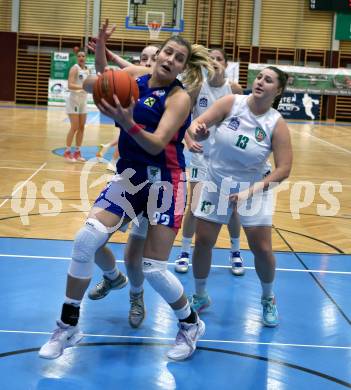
[48,52,131,106]
[48,52,96,106]
[248,64,351,96]
[277,92,321,120]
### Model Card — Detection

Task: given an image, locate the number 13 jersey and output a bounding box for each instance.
[208,94,281,184]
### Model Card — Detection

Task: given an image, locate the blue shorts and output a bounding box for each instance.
[94,159,187,233]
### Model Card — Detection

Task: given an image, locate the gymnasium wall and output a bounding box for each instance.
[1,0,351,120]
[0,32,16,101]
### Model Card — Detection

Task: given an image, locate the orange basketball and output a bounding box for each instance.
[93,69,139,108]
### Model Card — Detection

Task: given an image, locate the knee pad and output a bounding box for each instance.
[142,257,183,303]
[130,215,148,239]
[68,218,109,279]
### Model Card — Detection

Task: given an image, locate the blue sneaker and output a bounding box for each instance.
[230,251,245,276]
[261,296,279,327]
[175,252,190,273]
[189,293,211,313]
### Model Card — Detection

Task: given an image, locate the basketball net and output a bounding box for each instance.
[148,21,162,40]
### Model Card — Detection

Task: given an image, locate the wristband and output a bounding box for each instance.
[127,124,142,135]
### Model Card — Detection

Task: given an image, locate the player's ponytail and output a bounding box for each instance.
[182,44,215,92]
[266,66,289,109]
[159,36,214,92]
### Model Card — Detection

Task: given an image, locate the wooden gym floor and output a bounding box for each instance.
[0,104,350,254]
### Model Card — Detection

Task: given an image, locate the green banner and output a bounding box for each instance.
[336,13,351,40]
[48,52,134,106]
[248,64,351,96]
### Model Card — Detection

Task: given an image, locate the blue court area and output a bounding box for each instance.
[0,237,350,389]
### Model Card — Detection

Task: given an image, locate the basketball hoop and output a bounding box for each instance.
[148,21,162,40]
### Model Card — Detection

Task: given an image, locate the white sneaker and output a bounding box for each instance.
[230,251,245,276]
[167,317,205,361]
[39,320,83,359]
[174,252,190,273]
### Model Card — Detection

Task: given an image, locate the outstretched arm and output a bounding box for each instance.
[88,39,132,69]
[94,18,116,74]
[188,94,235,140]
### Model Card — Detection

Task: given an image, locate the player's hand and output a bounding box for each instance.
[87,39,96,53]
[229,191,249,212]
[185,138,203,153]
[190,121,209,141]
[98,95,135,130]
[97,18,116,44]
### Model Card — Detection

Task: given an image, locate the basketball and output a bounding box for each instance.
[93,69,139,108]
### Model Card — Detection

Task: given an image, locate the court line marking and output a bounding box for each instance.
[0,329,350,350]
[0,163,47,209]
[290,127,351,155]
[0,253,350,275]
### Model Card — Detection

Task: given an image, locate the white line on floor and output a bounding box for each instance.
[0,162,47,208]
[0,329,350,350]
[0,253,350,275]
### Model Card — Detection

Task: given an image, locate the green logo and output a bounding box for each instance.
[255,127,266,142]
[144,97,156,107]
[200,200,213,214]
[150,167,158,177]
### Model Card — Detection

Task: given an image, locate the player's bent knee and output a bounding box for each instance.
[142,257,183,303]
[69,218,109,279]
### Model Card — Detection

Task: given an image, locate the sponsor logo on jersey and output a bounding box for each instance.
[199,96,208,107]
[153,90,165,97]
[227,116,240,130]
[200,200,213,214]
[255,127,266,142]
[144,97,156,107]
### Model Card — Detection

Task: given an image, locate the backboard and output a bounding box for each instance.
[126,0,184,33]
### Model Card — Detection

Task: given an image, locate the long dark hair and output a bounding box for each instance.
[265,66,289,109]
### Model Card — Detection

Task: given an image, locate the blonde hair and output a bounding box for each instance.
[159,37,215,92]
[182,44,215,92]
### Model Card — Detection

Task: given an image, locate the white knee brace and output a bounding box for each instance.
[68,218,110,279]
[142,257,183,304]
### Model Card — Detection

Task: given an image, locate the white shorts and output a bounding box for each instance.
[66,92,87,114]
[189,153,209,183]
[194,173,273,227]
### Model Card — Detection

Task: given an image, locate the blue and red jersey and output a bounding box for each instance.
[117,74,190,170]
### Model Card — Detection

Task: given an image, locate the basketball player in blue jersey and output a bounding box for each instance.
[39,18,214,361]
[188,66,292,327]
[88,39,160,328]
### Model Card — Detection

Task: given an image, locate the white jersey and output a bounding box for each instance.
[191,79,232,165]
[208,94,281,184]
[225,62,239,83]
[69,64,89,97]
